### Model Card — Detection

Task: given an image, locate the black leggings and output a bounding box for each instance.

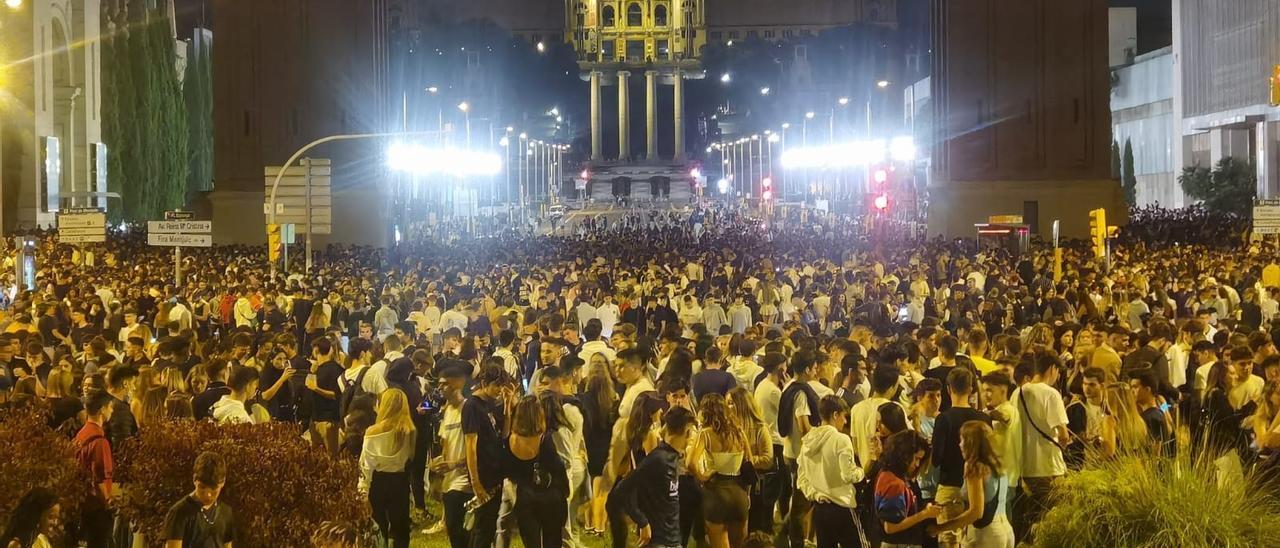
[514,484,568,548]
[370,470,411,548]
[813,502,862,548]
[443,490,471,548]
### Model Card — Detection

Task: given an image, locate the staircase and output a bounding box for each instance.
[585,161,697,205]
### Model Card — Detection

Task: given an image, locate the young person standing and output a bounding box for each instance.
[796,395,864,548]
[162,452,235,547]
[612,407,697,548]
[359,389,416,548]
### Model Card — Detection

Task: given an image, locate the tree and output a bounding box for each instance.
[184,31,214,197]
[100,0,188,221]
[1110,140,1121,179]
[1122,139,1137,206]
[1178,157,1256,216]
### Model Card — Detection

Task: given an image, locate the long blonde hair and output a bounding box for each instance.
[1103,383,1148,452]
[960,420,1002,475]
[369,388,415,449]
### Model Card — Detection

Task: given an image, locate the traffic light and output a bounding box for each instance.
[267,223,282,263]
[762,177,773,200]
[874,193,889,211]
[1089,208,1107,259]
[873,168,889,185]
[1271,64,1280,106]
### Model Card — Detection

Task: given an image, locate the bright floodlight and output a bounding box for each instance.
[877,80,891,88]
[717,178,730,194]
[457,101,470,112]
[720,73,731,83]
[386,142,502,177]
[781,123,790,129]
[805,111,815,119]
[760,87,771,95]
[838,97,850,106]
[890,136,916,162]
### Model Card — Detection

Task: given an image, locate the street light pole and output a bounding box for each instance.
[266,131,442,278]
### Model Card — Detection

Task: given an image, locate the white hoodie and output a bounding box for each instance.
[359,430,415,492]
[211,395,252,425]
[796,424,863,508]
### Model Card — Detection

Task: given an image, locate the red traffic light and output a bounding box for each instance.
[873,193,888,210]
[762,177,772,189]
[762,189,773,200]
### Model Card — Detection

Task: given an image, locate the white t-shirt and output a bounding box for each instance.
[1016,382,1068,478]
[439,405,471,493]
[755,377,783,446]
[783,380,833,460]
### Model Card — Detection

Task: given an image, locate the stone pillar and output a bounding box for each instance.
[673,70,685,161]
[618,71,631,160]
[590,71,603,161]
[1258,121,1280,199]
[646,70,658,160]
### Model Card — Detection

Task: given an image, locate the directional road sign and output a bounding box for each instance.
[147,233,212,247]
[148,220,213,234]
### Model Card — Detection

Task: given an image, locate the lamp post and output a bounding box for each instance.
[458,101,471,146]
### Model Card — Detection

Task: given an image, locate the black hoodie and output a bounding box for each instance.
[612,441,681,546]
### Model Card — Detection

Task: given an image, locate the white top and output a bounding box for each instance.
[619,377,656,420]
[850,396,889,471]
[755,377,783,446]
[1231,374,1265,409]
[782,380,832,460]
[439,405,471,493]
[1016,382,1068,478]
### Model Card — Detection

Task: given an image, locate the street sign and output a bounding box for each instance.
[147,233,212,247]
[59,234,107,244]
[1254,199,1280,235]
[988,214,1024,225]
[57,211,106,244]
[148,220,213,234]
[57,212,106,229]
[264,157,332,235]
[165,210,195,221]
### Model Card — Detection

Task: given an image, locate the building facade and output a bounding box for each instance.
[1110,47,1181,208]
[1173,0,1280,199]
[209,0,391,245]
[0,0,104,231]
[928,0,1125,238]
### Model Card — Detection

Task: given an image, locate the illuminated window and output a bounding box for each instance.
[627,3,643,26]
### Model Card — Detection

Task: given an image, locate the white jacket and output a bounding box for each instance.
[359,430,415,492]
[211,396,252,425]
[796,424,863,507]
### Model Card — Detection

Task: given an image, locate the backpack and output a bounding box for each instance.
[340,366,374,420]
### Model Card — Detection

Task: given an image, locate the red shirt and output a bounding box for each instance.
[74,421,114,499]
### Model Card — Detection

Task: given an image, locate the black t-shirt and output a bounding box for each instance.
[691,369,737,404]
[461,395,506,491]
[311,360,343,422]
[37,315,59,343]
[258,366,296,421]
[932,406,991,487]
[162,496,235,547]
[1141,406,1174,457]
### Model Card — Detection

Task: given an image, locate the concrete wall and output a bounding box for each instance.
[927,179,1127,240]
[208,184,389,247]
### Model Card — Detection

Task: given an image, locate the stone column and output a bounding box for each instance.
[590,71,603,161]
[617,71,631,160]
[673,69,685,161]
[646,70,658,160]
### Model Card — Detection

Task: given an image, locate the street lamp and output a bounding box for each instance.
[536,41,546,53]
[458,102,471,146]
[760,87,771,96]
[720,72,731,84]
[877,80,891,88]
[426,86,439,94]
[838,97,850,106]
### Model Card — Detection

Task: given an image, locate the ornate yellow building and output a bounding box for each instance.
[565,0,706,162]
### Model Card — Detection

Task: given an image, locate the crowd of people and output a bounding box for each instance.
[1,204,1278,548]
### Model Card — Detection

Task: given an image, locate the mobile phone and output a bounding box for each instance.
[1159,402,1171,413]
[419,399,433,412]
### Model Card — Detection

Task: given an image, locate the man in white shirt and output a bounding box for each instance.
[361,334,405,396]
[850,364,902,471]
[1010,353,1070,540]
[576,319,616,365]
[754,352,789,528]
[616,348,656,420]
[595,295,621,338]
[702,297,728,336]
[1191,341,1219,395]
[439,302,470,336]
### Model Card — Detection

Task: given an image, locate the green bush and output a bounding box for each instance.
[114,420,371,547]
[1034,449,1280,547]
[0,403,93,544]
